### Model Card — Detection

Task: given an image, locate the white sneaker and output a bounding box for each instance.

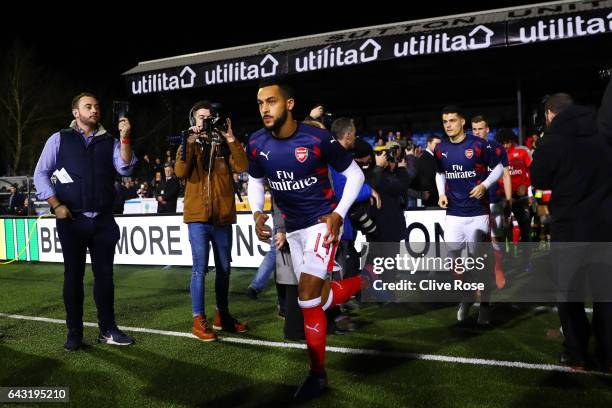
[457,302,472,322]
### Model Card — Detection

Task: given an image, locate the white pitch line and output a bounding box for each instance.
[0,312,607,376]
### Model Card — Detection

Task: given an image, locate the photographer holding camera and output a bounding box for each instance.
[175,100,249,342]
[369,141,416,242]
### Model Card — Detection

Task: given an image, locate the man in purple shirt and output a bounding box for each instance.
[34,93,137,351]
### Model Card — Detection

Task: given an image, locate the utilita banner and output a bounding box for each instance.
[125,1,612,95]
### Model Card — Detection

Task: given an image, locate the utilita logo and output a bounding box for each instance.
[516,12,612,43]
[294,39,382,73]
[131,66,196,95]
[203,55,279,85]
[394,25,495,57]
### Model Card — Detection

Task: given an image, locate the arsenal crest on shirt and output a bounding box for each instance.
[295,147,308,163]
[464,148,474,159]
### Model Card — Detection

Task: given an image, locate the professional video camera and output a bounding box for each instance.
[196,111,228,144]
[168,103,229,162]
[180,107,228,143]
[374,141,402,164]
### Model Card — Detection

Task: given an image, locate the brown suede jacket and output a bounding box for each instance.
[175,139,248,225]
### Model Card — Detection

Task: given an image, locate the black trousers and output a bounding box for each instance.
[56,213,120,332]
[334,240,361,280]
[282,284,305,341]
[511,197,533,266]
[553,242,612,364]
[558,302,612,364]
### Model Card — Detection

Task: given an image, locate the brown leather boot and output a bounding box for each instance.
[192,315,217,341]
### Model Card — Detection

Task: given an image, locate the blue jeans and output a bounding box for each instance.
[187,222,232,316]
[249,233,276,292]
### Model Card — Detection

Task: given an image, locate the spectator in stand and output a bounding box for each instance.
[137,181,152,198]
[416,134,442,207]
[375,129,386,147]
[125,179,138,199]
[403,140,429,208]
[414,145,423,158]
[156,163,180,213]
[138,154,153,183]
[165,149,174,166]
[6,184,25,215]
[153,157,164,184]
[23,196,34,216]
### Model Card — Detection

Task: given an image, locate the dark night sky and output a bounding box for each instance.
[1,1,541,96]
[1,1,610,155]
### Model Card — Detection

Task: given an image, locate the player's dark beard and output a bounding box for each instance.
[266,108,288,133]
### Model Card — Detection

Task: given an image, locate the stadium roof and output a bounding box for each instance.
[122,0,612,96]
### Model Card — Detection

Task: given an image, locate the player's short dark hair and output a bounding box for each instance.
[191,100,212,117]
[330,117,355,141]
[471,115,488,126]
[258,77,295,100]
[427,134,442,144]
[72,92,97,109]
[441,105,465,119]
[495,128,518,144]
[544,93,574,114]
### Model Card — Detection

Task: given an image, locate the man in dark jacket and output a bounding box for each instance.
[531,78,612,371]
[138,154,153,183]
[416,135,442,207]
[6,184,25,215]
[368,141,416,242]
[155,163,180,213]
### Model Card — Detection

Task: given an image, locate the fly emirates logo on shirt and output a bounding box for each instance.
[268,171,318,191]
[445,164,477,180]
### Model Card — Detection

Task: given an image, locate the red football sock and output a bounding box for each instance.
[300,303,327,372]
[493,249,506,289]
[330,275,364,307]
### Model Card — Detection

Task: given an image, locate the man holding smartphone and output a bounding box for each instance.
[34,93,138,351]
